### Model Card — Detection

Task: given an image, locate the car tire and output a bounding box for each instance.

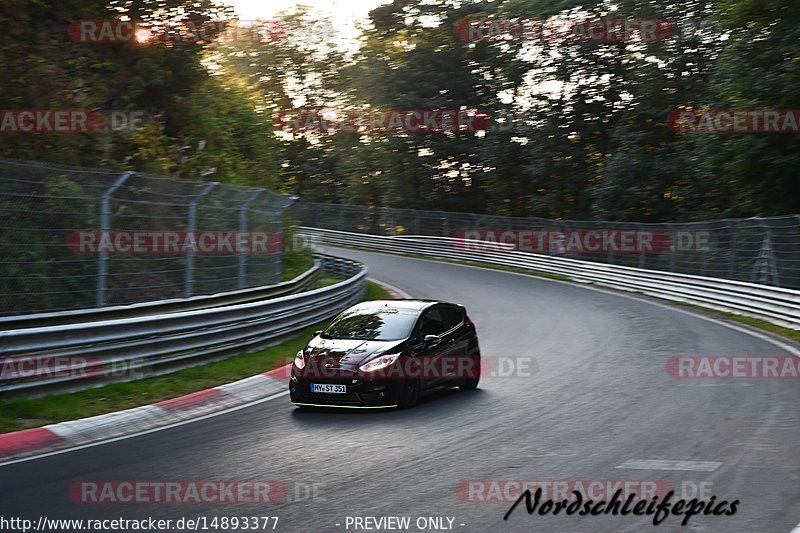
[459,377,480,390]
[398,378,420,409]
[459,350,480,390]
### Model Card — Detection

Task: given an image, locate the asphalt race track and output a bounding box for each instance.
[1,248,799,533]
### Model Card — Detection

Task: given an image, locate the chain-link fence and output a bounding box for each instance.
[290,202,800,289]
[0,159,294,316]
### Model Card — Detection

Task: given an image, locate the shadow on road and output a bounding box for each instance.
[288,387,486,423]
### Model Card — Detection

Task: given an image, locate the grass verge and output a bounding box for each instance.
[671,301,800,343]
[0,281,392,434]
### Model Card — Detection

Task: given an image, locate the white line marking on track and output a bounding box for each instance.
[0,391,289,468]
[616,459,722,472]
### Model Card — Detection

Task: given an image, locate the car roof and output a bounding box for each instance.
[350,299,447,311]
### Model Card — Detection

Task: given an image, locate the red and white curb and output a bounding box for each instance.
[0,279,411,463]
[0,367,291,462]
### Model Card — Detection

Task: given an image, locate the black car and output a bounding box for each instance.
[289,299,480,409]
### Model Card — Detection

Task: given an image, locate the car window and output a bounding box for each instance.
[322,307,420,341]
[418,307,449,336]
[444,305,465,328]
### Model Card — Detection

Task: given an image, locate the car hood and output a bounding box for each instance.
[304,337,404,366]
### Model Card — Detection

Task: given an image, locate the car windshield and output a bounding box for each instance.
[321,307,420,341]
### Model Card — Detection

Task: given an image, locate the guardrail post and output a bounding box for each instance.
[96,171,134,307]
[238,190,263,289]
[667,224,677,272]
[751,217,780,286]
[727,220,737,280]
[387,209,396,235]
[699,230,707,277]
[270,209,282,284]
[606,222,614,265]
[376,206,385,235]
[637,223,646,269]
[185,182,219,298]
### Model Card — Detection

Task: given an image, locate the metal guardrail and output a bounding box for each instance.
[300,228,800,331]
[0,255,367,394]
[0,265,320,331]
[291,202,800,289]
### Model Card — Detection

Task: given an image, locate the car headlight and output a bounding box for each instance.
[294,350,306,369]
[359,353,400,373]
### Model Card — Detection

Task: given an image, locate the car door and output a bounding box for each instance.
[442,304,474,382]
[415,305,453,389]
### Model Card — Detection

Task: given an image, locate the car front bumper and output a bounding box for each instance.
[288,370,407,408]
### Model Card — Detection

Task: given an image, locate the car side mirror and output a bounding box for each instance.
[314,330,323,337]
[422,334,441,350]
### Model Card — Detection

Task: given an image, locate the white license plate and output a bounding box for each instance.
[311,383,346,394]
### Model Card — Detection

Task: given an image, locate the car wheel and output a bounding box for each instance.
[459,377,480,390]
[398,378,420,408]
[459,351,480,390]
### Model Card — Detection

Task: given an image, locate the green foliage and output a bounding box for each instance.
[1,0,797,221]
[264,0,798,221]
[0,0,280,185]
